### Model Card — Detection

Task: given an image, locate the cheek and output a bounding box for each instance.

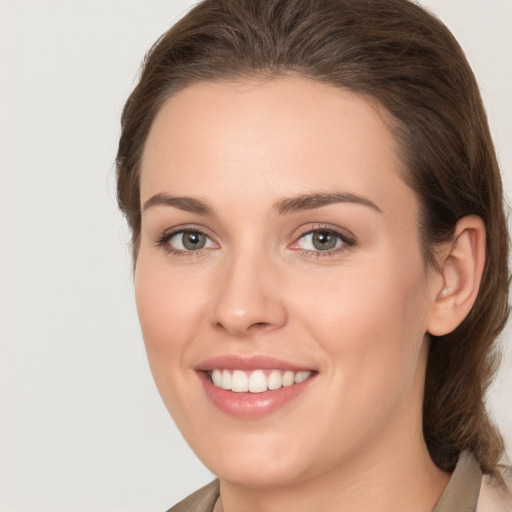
[134,259,206,385]
[133,261,216,435]
[296,250,430,390]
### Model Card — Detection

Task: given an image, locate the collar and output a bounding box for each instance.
[432,450,482,512]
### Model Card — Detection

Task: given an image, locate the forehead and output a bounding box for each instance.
[140,76,415,221]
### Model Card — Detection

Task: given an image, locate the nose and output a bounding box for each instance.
[210,249,287,337]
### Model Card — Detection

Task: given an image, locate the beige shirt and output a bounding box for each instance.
[167,451,511,512]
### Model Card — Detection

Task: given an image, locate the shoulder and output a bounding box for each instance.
[477,467,512,512]
[165,480,220,512]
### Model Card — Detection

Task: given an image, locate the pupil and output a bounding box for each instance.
[312,231,337,251]
[183,231,206,250]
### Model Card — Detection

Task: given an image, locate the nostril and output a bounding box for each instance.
[214,319,272,336]
[249,321,272,330]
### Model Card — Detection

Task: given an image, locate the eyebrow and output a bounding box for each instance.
[142,193,214,215]
[274,192,382,214]
[142,191,382,216]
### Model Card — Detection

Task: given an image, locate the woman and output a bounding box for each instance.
[116,0,511,510]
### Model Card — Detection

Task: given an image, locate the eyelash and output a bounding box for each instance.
[155,224,357,258]
[155,226,216,258]
[290,224,357,258]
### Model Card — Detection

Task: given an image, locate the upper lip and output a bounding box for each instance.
[195,355,316,372]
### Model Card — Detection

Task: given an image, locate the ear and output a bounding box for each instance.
[426,215,486,336]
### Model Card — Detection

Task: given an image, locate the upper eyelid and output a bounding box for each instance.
[293,223,356,242]
[160,224,214,239]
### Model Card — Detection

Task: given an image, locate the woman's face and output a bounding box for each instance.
[136,76,438,487]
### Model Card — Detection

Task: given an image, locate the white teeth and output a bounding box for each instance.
[210,369,312,392]
[267,369,283,390]
[248,370,267,393]
[282,371,295,387]
[221,369,232,390]
[211,369,223,387]
[295,371,311,383]
[231,370,249,392]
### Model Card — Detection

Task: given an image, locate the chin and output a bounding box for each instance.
[210,455,308,489]
[182,423,322,488]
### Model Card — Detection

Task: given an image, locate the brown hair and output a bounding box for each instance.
[116,0,509,478]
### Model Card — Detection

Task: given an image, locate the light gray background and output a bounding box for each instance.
[1,1,511,511]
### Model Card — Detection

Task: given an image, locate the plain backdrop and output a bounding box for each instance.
[1,1,511,511]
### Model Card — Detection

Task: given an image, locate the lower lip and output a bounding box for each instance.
[198,371,316,419]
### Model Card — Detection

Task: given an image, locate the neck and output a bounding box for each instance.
[218,342,451,512]
[219,436,450,512]
[218,346,450,512]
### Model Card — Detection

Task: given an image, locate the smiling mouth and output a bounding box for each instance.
[208,369,313,393]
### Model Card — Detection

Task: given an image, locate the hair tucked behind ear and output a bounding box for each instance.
[116,0,509,479]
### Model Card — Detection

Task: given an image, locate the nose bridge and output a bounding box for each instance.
[211,242,286,336]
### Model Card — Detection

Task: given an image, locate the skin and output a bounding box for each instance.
[135,76,468,512]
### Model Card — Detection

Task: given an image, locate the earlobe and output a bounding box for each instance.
[426,215,486,337]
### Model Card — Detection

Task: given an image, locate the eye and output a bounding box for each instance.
[299,230,342,251]
[290,226,356,255]
[158,229,217,254]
